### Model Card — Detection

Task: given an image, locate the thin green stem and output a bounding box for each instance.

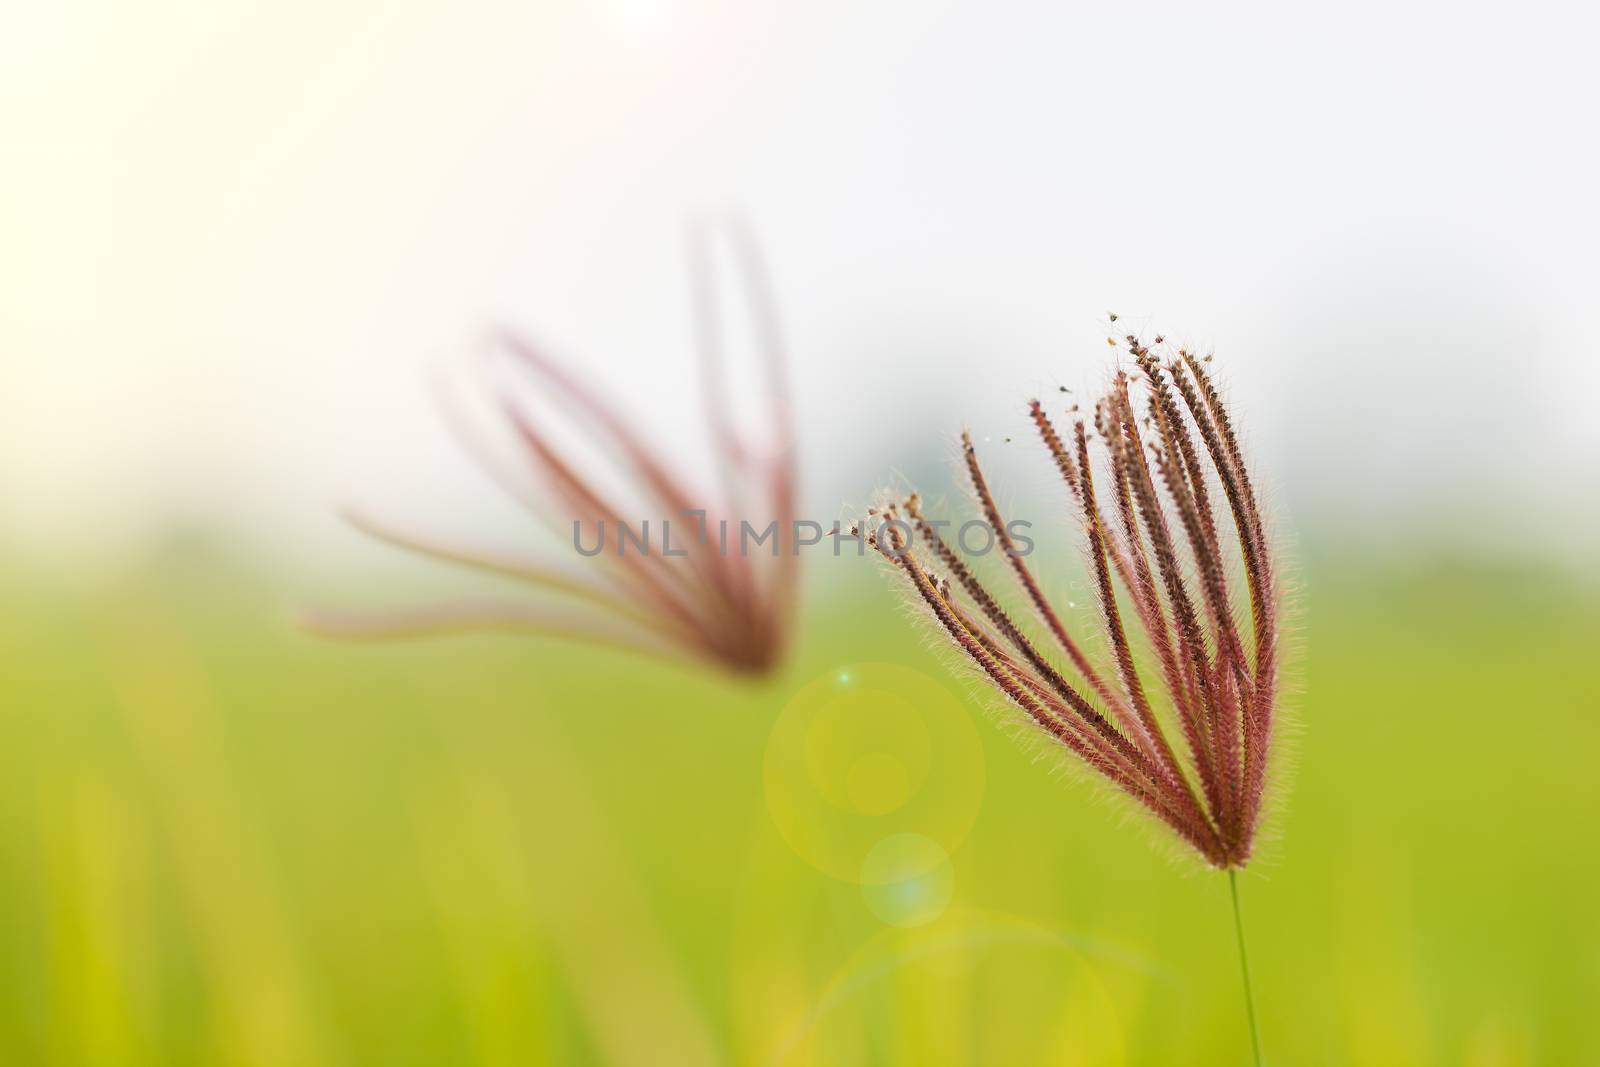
[1228,869,1263,1067]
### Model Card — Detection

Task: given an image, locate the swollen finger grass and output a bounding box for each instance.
[865,332,1282,1061]
[309,223,799,677]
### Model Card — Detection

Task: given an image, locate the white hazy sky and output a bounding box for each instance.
[3,0,1597,575]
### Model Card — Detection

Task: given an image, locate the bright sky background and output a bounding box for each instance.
[4,0,1597,576]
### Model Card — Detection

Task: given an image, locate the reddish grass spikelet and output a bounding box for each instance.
[309,224,797,677]
[871,336,1280,867]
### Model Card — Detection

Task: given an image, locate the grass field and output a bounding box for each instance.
[2,551,1596,1065]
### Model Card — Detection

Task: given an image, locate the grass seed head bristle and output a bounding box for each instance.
[325,226,798,679]
[869,333,1282,869]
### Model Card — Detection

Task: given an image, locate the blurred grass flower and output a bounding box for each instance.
[311,223,797,677]
[866,333,1281,1063]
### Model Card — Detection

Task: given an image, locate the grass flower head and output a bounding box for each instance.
[868,334,1281,867]
[311,223,797,677]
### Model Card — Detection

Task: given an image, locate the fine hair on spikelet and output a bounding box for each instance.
[865,331,1287,869]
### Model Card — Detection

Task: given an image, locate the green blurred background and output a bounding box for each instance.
[7,1,1600,1063]
[3,549,1595,1066]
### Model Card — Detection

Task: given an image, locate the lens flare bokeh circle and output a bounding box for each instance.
[764,662,985,883]
[859,832,955,927]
